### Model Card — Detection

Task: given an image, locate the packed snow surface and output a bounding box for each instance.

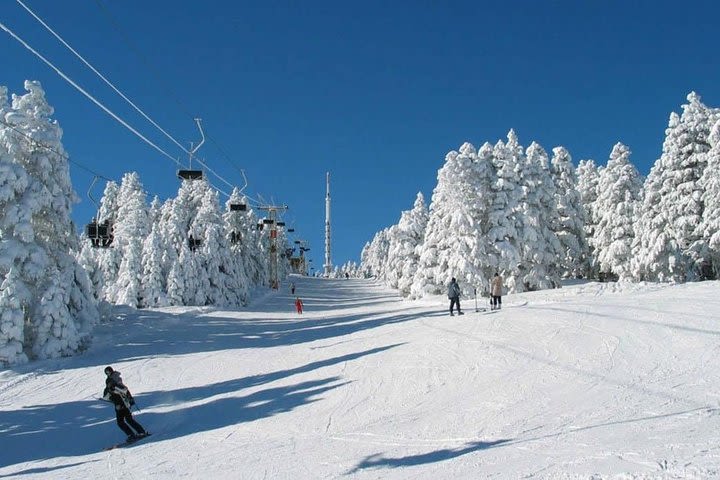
[2,276,720,479]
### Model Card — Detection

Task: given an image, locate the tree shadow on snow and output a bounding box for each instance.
[0,345,397,469]
[0,461,100,478]
[348,439,512,473]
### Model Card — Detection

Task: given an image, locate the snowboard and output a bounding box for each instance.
[103,432,152,451]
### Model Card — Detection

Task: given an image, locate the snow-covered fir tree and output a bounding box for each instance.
[516,142,563,290]
[697,119,720,278]
[633,93,715,281]
[385,192,429,293]
[395,192,429,296]
[592,143,642,281]
[551,146,588,278]
[0,81,97,365]
[95,180,121,297]
[486,133,523,292]
[107,172,148,307]
[576,159,602,278]
[139,197,168,307]
[411,144,478,297]
[193,187,234,306]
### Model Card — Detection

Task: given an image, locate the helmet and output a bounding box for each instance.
[104,366,114,375]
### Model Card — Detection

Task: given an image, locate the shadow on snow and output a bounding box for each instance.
[0,344,400,469]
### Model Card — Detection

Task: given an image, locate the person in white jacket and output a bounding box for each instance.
[490,273,503,310]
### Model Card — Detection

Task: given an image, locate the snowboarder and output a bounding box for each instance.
[295,297,304,314]
[102,366,147,442]
[447,277,463,316]
[290,282,296,295]
[490,272,503,310]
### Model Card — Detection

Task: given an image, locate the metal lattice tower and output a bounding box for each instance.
[257,204,288,288]
[324,172,332,276]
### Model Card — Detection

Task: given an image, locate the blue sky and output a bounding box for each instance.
[2,1,718,267]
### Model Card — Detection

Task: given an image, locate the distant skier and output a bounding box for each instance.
[345,272,349,280]
[448,277,463,316]
[290,282,296,295]
[490,272,503,310]
[295,296,304,314]
[102,366,147,442]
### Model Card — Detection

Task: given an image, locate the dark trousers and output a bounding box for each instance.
[449,297,461,314]
[116,406,146,436]
[491,296,502,309]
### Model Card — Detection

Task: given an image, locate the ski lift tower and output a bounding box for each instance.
[257,204,289,289]
[324,172,332,276]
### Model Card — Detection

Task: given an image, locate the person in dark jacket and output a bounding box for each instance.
[103,366,147,441]
[447,277,463,316]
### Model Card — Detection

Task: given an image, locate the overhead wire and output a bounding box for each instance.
[11,0,233,198]
[91,0,267,207]
[0,19,185,170]
[0,116,167,204]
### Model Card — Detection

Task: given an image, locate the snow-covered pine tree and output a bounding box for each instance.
[396,192,429,297]
[411,144,478,297]
[487,133,523,292]
[697,119,720,278]
[140,196,168,307]
[193,187,233,306]
[222,189,251,304]
[159,179,206,305]
[517,142,563,290]
[108,172,148,307]
[384,222,403,289]
[576,159,602,278]
[593,143,643,281]
[385,193,429,292]
[0,81,97,364]
[361,228,391,280]
[95,180,121,297]
[633,93,715,281]
[551,146,588,278]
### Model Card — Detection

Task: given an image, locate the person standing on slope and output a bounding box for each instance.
[448,277,463,316]
[490,272,503,310]
[295,296,304,314]
[103,366,147,442]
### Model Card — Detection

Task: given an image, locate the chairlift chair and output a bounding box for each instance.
[188,234,202,251]
[230,203,247,211]
[86,218,114,248]
[178,169,204,180]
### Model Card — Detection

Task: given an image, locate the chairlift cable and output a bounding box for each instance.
[0,19,184,169]
[0,117,167,203]
[91,0,251,190]
[14,1,235,199]
[16,0,190,157]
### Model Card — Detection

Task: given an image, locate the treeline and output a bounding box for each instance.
[361,93,720,297]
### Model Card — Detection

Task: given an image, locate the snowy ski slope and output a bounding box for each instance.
[1,276,720,479]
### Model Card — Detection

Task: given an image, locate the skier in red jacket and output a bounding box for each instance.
[295,297,303,314]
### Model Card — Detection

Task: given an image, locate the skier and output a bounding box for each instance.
[490,272,503,310]
[290,282,296,295]
[103,366,148,442]
[447,277,463,316]
[295,296,304,314]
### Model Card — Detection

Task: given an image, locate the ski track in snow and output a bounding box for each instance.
[1,277,720,479]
